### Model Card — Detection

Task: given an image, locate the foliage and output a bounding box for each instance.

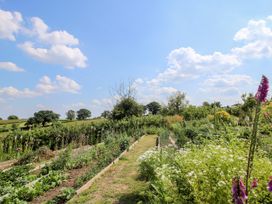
[27,110,60,127]
[42,146,72,174]
[66,110,76,121]
[167,91,188,115]
[1,116,165,160]
[8,115,19,120]
[182,105,210,120]
[146,101,162,115]
[77,109,91,120]
[101,110,111,119]
[158,129,170,147]
[214,110,231,123]
[15,146,54,165]
[239,93,257,125]
[165,115,183,127]
[47,187,76,204]
[111,97,144,120]
[139,139,272,204]
[1,168,66,203]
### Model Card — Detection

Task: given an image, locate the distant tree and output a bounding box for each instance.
[7,115,19,120]
[101,110,111,119]
[32,110,60,126]
[202,101,210,107]
[0,117,2,120]
[66,110,76,121]
[112,98,144,120]
[146,101,161,115]
[110,81,144,120]
[210,101,221,108]
[167,91,188,115]
[77,109,91,120]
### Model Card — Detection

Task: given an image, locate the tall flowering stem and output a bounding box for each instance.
[232,177,248,204]
[245,75,269,203]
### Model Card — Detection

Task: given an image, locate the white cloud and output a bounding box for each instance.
[19,42,87,68]
[0,86,37,97]
[202,74,254,88]
[30,17,79,46]
[63,102,86,110]
[55,75,81,93]
[0,9,22,41]
[138,16,272,105]
[37,75,81,94]
[132,78,178,104]
[200,74,255,99]
[0,75,81,98]
[0,9,87,69]
[0,62,24,72]
[234,19,272,41]
[149,47,241,85]
[36,75,56,93]
[232,17,272,59]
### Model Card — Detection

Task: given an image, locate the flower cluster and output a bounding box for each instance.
[251,178,258,189]
[255,75,269,103]
[268,176,272,192]
[232,177,247,204]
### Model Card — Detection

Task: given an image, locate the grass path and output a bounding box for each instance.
[69,135,157,204]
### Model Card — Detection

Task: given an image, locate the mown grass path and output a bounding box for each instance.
[69,135,157,204]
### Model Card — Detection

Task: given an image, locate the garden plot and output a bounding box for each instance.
[69,135,157,204]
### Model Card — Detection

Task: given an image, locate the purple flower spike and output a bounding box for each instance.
[232,177,247,204]
[268,176,272,192]
[251,178,258,189]
[255,75,269,103]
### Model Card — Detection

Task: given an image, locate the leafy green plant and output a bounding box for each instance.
[46,187,76,204]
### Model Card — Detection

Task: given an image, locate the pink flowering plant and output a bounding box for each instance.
[233,75,272,204]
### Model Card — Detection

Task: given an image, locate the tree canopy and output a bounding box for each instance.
[26,110,60,127]
[145,101,161,115]
[167,91,188,115]
[7,115,19,120]
[77,109,91,120]
[111,97,144,120]
[101,110,111,119]
[66,110,76,120]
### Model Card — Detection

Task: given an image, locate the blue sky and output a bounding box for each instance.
[1,1,272,118]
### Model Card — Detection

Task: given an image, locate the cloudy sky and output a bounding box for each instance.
[1,1,272,118]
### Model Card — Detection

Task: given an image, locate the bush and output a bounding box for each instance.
[119,136,130,151]
[165,115,183,127]
[214,110,231,123]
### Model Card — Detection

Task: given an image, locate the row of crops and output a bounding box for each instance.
[0,115,167,161]
[0,115,171,203]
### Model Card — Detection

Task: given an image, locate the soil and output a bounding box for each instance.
[30,165,90,204]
